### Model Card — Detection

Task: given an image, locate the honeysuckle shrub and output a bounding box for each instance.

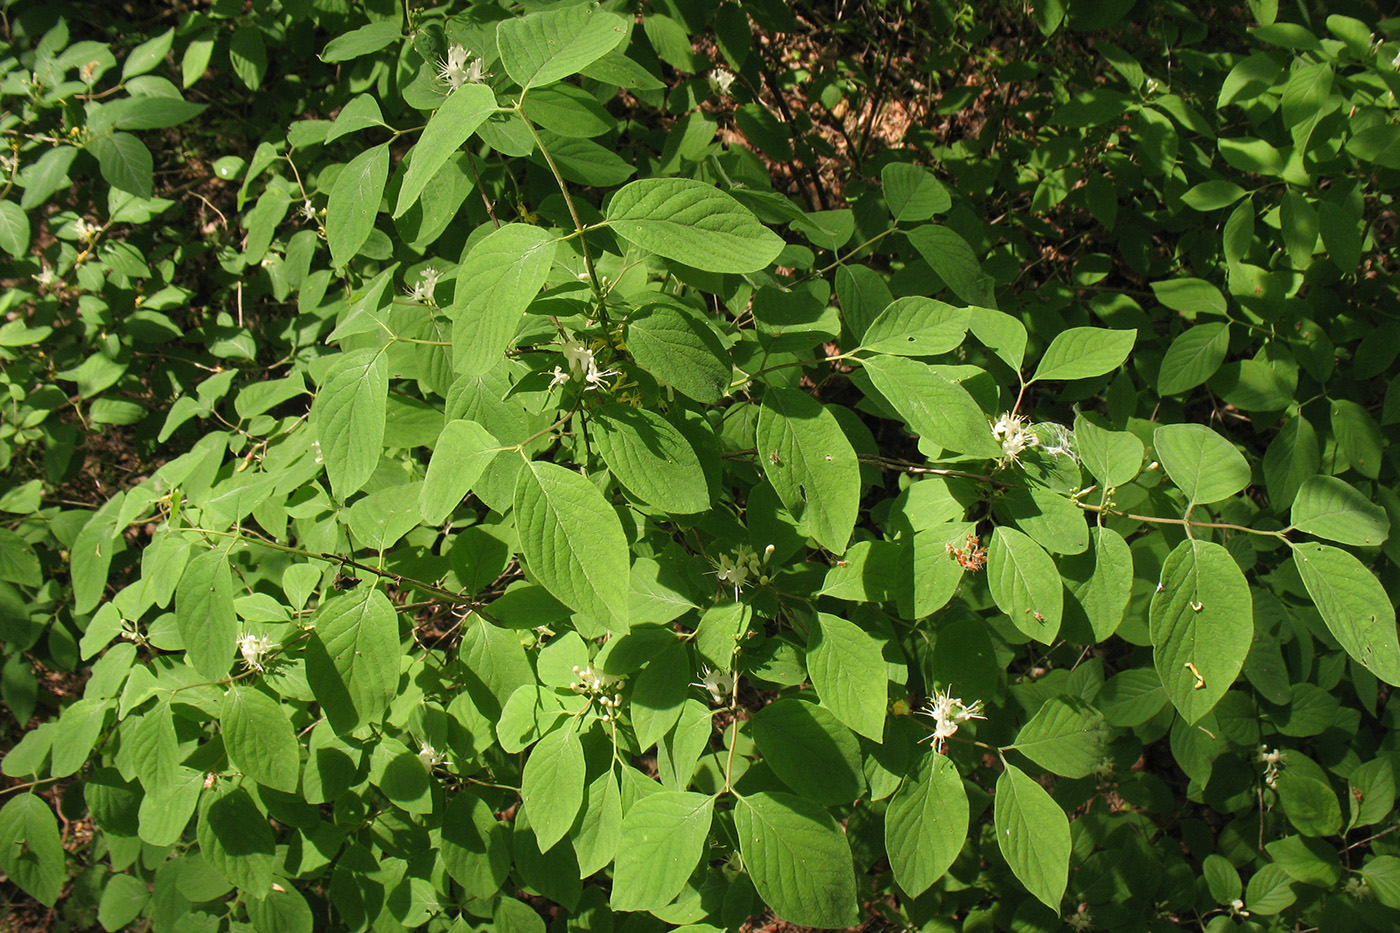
[3,0,1400,930]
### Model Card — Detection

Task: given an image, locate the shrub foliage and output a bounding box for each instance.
[3,0,1400,931]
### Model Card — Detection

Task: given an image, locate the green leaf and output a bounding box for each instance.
[1157,322,1230,396]
[320,20,402,62]
[495,897,545,933]
[605,178,784,273]
[326,144,389,267]
[0,200,30,257]
[1331,399,1384,479]
[857,297,970,357]
[862,356,1002,459]
[520,726,585,852]
[50,697,110,778]
[806,612,887,741]
[98,873,150,930]
[176,549,238,681]
[442,792,511,900]
[497,2,628,89]
[995,763,1070,911]
[313,348,388,499]
[1290,475,1388,546]
[1030,327,1136,382]
[885,752,968,897]
[0,795,65,906]
[228,26,267,91]
[122,27,174,79]
[1153,423,1250,505]
[450,223,558,375]
[755,388,860,554]
[630,642,691,752]
[625,303,731,404]
[197,785,275,895]
[1182,180,1248,211]
[593,405,708,514]
[1151,278,1226,318]
[881,163,951,221]
[986,527,1062,644]
[969,307,1027,370]
[611,791,714,911]
[1011,696,1110,778]
[247,887,314,933]
[221,685,301,793]
[574,772,622,877]
[905,224,996,308]
[1264,416,1319,510]
[749,698,864,805]
[991,484,1088,555]
[734,791,859,929]
[392,84,497,218]
[1295,544,1400,687]
[305,587,401,735]
[1063,526,1133,641]
[1150,539,1252,724]
[419,420,500,525]
[87,132,153,198]
[1073,410,1144,488]
[514,459,630,634]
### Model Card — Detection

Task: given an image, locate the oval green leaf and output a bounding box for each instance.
[735,791,859,929]
[514,459,630,634]
[995,763,1070,911]
[1030,326,1136,382]
[1153,422,1251,506]
[605,178,784,273]
[1150,539,1251,723]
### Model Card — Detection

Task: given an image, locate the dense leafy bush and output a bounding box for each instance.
[4,0,1400,930]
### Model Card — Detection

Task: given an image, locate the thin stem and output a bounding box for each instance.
[1076,501,1291,542]
[516,105,609,327]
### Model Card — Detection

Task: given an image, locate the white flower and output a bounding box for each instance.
[408,266,441,304]
[916,686,986,753]
[547,366,570,390]
[1259,746,1286,789]
[298,199,317,222]
[418,743,449,771]
[72,219,99,242]
[555,335,619,392]
[692,665,736,704]
[32,263,57,288]
[237,633,277,672]
[1346,876,1371,900]
[991,412,1038,465]
[708,68,736,96]
[437,44,489,92]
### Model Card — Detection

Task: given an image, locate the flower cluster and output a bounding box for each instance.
[571,664,625,722]
[917,686,986,753]
[712,543,773,600]
[945,532,987,571]
[417,743,450,771]
[548,335,620,392]
[72,218,99,242]
[437,44,489,92]
[1259,746,1286,789]
[407,266,442,305]
[708,68,736,96]
[991,412,1037,465]
[237,633,277,673]
[1066,904,1095,932]
[691,665,736,705]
